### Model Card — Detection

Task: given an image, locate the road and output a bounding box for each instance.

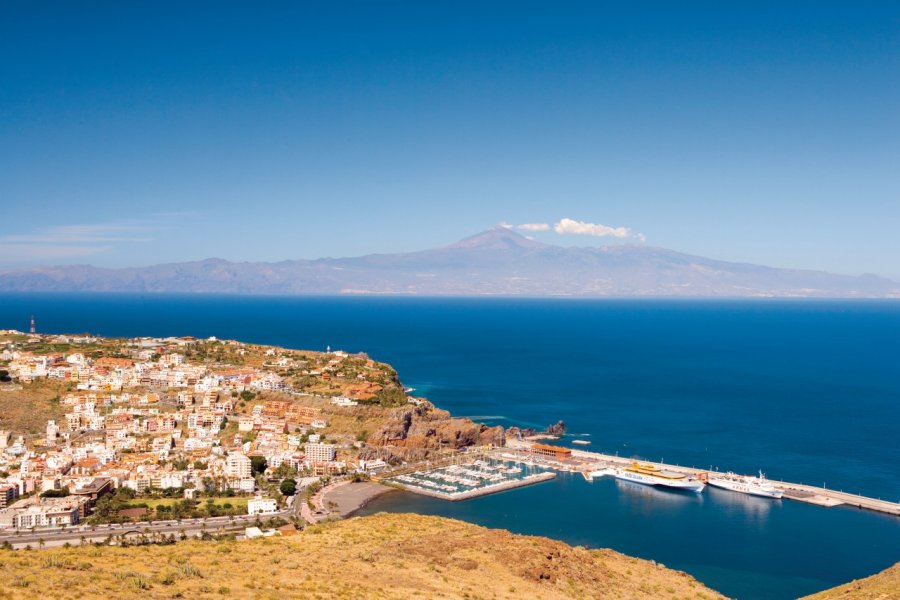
[0,507,297,549]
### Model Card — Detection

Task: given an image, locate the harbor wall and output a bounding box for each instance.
[387,471,556,502]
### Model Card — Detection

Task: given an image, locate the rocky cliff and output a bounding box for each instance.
[363,401,504,461]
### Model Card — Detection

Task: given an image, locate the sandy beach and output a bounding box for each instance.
[321,481,396,518]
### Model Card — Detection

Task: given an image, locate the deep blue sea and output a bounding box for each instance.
[1,294,897,599]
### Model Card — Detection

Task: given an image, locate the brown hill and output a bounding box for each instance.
[802,562,900,600]
[0,513,724,599]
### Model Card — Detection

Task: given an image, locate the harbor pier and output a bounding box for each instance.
[373,440,898,517]
[383,471,556,501]
[375,455,557,501]
[499,440,900,517]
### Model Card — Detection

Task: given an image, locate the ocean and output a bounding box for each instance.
[1,294,897,598]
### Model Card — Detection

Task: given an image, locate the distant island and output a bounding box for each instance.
[1,227,897,298]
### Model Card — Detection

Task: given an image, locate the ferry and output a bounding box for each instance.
[614,463,706,493]
[707,471,783,499]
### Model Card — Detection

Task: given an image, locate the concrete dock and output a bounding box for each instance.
[382,471,556,501]
[373,441,898,517]
[501,440,900,517]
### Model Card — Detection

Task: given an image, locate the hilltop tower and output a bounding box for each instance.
[29,315,35,334]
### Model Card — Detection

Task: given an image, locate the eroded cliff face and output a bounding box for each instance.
[363,401,504,461]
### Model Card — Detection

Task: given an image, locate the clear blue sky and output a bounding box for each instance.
[1,2,898,277]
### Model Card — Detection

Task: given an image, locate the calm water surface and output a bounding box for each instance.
[1,294,897,599]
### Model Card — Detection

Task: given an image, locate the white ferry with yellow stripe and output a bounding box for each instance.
[614,462,706,493]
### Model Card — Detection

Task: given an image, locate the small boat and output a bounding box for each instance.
[589,468,616,479]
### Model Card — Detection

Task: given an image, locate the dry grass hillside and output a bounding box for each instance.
[801,562,900,600]
[0,513,725,600]
[0,379,69,437]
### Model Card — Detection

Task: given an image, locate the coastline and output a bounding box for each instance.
[321,481,397,518]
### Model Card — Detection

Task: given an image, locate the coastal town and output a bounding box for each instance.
[1,326,897,553]
[0,328,412,537]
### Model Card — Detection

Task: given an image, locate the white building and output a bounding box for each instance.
[231,478,255,493]
[304,442,336,464]
[247,497,277,515]
[10,497,88,529]
[45,420,60,446]
[331,396,358,407]
[158,473,184,489]
[226,452,252,480]
[359,458,388,473]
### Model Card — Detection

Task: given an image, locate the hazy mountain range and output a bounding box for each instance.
[1,228,896,298]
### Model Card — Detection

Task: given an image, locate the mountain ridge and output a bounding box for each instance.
[0,228,897,298]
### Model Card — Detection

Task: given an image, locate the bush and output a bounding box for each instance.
[40,487,70,498]
[250,456,267,475]
[280,478,297,496]
[372,386,407,408]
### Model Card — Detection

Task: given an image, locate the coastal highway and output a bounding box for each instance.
[0,479,324,550]
[0,500,303,550]
[0,518,249,549]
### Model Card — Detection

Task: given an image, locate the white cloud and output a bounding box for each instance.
[516,223,550,232]
[497,221,514,229]
[0,214,186,266]
[553,218,632,238]
[1,223,153,245]
[636,233,647,242]
[0,243,114,261]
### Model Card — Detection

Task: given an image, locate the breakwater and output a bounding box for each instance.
[503,440,900,517]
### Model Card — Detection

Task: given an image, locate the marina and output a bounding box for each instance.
[376,440,900,517]
[380,458,556,501]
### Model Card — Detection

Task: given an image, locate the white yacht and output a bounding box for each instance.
[589,467,616,479]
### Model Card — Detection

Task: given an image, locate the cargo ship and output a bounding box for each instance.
[613,462,706,493]
[707,471,783,499]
